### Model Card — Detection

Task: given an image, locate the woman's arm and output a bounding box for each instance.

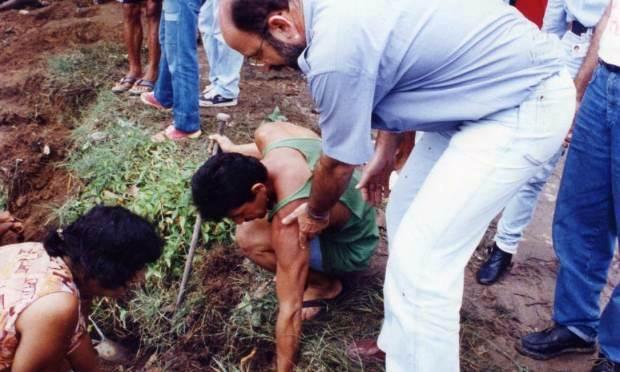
[12,293,83,372]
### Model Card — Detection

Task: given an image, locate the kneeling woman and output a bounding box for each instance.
[0,205,163,371]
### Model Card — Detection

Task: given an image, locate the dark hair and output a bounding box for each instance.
[230,0,290,35]
[192,152,268,220]
[43,206,164,290]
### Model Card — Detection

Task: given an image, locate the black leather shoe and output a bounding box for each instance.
[517,325,596,360]
[592,354,620,372]
[476,243,513,285]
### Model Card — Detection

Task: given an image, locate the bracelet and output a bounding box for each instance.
[307,206,330,221]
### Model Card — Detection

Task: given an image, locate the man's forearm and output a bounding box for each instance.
[307,155,355,217]
[275,307,302,372]
[574,2,612,100]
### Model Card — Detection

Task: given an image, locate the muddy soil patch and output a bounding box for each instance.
[0,1,123,238]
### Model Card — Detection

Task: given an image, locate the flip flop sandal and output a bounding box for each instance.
[151,125,201,143]
[111,76,138,94]
[301,286,347,319]
[128,79,155,96]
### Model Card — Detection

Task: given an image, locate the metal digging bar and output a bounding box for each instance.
[176,113,231,309]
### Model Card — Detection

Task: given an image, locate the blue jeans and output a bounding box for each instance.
[198,0,243,99]
[494,29,594,254]
[154,0,201,133]
[553,62,620,363]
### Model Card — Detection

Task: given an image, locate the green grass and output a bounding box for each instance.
[0,183,6,210]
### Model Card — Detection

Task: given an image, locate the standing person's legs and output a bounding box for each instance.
[493,147,563,255]
[199,0,243,104]
[198,0,217,87]
[143,0,162,82]
[482,29,591,263]
[378,70,575,371]
[599,285,620,363]
[552,65,616,344]
[154,5,172,108]
[166,0,200,133]
[122,2,143,79]
[518,64,619,363]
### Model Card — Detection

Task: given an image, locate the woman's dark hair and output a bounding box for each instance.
[43,206,164,290]
[230,0,290,35]
[191,152,268,220]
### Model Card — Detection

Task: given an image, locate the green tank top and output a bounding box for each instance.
[264,138,379,273]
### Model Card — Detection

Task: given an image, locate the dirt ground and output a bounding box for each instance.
[1,1,618,371]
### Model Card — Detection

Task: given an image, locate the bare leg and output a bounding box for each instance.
[235,219,277,272]
[143,0,161,82]
[236,219,342,320]
[122,3,143,79]
[302,271,342,320]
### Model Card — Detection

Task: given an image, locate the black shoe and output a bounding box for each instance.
[476,243,513,285]
[517,325,596,360]
[592,354,620,372]
[199,94,238,108]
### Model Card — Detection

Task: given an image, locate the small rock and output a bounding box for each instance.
[18,9,29,15]
[88,131,108,142]
[42,145,50,156]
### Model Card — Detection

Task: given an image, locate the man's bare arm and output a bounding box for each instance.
[307,155,355,218]
[209,134,262,158]
[574,2,612,101]
[271,201,311,372]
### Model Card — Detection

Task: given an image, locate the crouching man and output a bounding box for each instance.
[191,122,379,371]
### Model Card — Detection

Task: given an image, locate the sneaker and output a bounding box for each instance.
[199,94,238,108]
[592,354,620,372]
[140,92,171,112]
[151,125,201,143]
[202,83,214,95]
[476,243,513,285]
[517,325,596,360]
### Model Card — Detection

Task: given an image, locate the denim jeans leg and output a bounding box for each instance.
[494,147,563,254]
[600,67,620,363]
[162,0,200,133]
[599,285,620,362]
[552,65,617,341]
[154,16,173,107]
[199,0,243,99]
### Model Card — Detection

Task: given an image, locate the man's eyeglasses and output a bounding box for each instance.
[247,25,268,66]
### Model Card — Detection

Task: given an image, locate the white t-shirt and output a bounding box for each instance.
[599,0,620,66]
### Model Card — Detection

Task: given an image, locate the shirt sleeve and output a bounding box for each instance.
[308,71,376,165]
[541,0,568,37]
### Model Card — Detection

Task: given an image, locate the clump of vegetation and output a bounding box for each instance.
[0,183,7,210]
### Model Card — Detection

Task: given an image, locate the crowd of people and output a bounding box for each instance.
[112,0,244,142]
[1,0,620,371]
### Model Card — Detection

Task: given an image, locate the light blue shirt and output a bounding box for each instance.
[542,0,609,37]
[298,0,565,165]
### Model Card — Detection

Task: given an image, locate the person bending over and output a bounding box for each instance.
[0,205,163,372]
[191,122,379,372]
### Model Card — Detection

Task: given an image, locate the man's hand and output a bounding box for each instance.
[209,134,235,153]
[281,203,330,250]
[356,150,395,206]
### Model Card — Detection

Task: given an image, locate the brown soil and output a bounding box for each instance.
[0,0,122,239]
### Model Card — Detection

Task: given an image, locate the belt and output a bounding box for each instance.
[571,20,591,36]
[600,59,620,73]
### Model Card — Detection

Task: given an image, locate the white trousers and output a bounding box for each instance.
[377,69,575,371]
